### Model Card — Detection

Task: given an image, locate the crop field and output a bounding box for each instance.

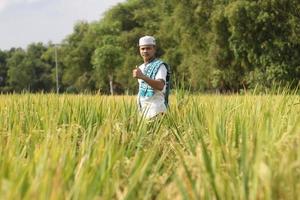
[0,92,299,200]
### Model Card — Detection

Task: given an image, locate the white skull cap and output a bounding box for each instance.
[139,35,156,46]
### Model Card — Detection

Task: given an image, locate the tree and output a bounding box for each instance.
[3,0,300,93]
[92,36,123,95]
[6,43,53,92]
[60,21,96,92]
[7,48,32,91]
[0,50,8,89]
[26,43,53,91]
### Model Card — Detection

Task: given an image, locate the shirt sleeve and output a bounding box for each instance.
[155,64,167,83]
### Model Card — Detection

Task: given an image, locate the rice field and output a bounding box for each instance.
[0,91,299,200]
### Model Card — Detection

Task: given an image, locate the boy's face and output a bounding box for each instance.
[139,45,156,62]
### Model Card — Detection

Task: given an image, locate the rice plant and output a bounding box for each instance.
[0,92,299,200]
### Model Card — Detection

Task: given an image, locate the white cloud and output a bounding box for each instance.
[57,0,122,21]
[10,0,44,3]
[24,0,43,3]
[0,0,126,50]
[0,0,44,12]
[0,0,9,11]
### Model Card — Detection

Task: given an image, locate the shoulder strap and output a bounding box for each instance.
[163,62,171,107]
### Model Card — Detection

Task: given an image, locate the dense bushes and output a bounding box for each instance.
[0,0,299,93]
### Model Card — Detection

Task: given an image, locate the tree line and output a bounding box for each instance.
[0,0,299,94]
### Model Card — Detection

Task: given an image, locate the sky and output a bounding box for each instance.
[0,0,126,50]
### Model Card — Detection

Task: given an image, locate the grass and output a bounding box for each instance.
[0,92,299,199]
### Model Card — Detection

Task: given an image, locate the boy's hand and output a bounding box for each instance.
[132,66,144,79]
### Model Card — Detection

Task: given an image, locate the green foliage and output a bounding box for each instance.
[60,21,96,92]
[7,49,35,92]
[6,43,53,92]
[92,36,123,93]
[225,0,300,90]
[0,50,8,89]
[1,0,300,93]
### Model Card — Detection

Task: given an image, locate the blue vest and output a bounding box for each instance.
[139,58,171,107]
